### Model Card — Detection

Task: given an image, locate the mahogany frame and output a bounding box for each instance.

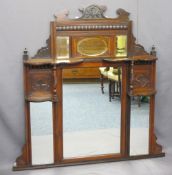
[13,5,165,171]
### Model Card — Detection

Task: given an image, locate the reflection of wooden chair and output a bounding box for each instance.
[99,67,109,94]
[107,67,121,102]
[107,68,141,106]
[132,96,141,107]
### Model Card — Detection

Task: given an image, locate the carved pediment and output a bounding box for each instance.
[78,5,130,20]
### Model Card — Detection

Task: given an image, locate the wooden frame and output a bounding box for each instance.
[13,5,164,171]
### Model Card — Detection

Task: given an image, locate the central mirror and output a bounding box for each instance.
[62,67,122,158]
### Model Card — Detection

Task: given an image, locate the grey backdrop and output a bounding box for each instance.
[0,0,172,174]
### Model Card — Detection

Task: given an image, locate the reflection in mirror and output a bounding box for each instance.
[116,35,127,57]
[130,96,150,155]
[63,67,121,158]
[30,102,53,165]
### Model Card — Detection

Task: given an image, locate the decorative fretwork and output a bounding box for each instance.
[33,38,51,58]
[129,35,149,56]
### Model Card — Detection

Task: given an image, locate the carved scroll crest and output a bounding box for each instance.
[78,5,107,19]
[116,8,130,20]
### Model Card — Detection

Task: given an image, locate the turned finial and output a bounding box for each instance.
[23,48,29,60]
[150,45,157,56]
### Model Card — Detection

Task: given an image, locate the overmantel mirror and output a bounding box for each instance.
[13,5,165,171]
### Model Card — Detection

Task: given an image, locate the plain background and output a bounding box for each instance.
[0,0,172,174]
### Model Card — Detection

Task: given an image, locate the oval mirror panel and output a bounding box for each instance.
[77,37,108,57]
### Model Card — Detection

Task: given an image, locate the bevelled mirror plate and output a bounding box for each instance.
[116,35,127,57]
[130,96,150,155]
[56,36,70,59]
[30,102,54,165]
[62,67,122,158]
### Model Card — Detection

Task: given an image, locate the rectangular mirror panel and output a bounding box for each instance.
[56,36,70,59]
[130,96,150,155]
[116,35,127,57]
[30,102,53,165]
[63,67,121,159]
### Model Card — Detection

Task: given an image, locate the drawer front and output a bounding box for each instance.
[26,69,53,100]
[63,68,100,79]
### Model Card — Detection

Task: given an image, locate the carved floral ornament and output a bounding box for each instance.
[133,73,151,88]
[78,4,107,19]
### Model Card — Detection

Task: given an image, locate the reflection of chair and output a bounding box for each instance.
[132,96,141,107]
[138,96,141,107]
[99,67,109,94]
[100,67,141,106]
[107,67,121,102]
